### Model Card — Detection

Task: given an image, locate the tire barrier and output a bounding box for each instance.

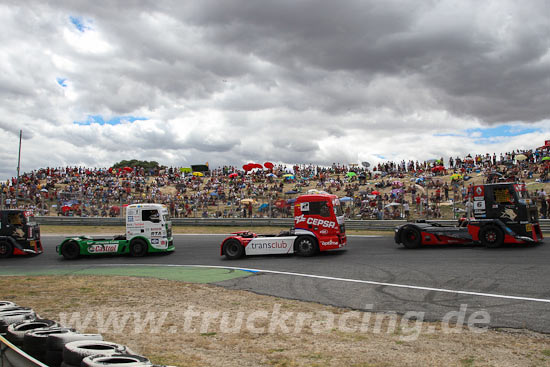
[6,319,59,346]
[81,353,152,367]
[23,328,75,361]
[63,340,133,366]
[0,301,154,367]
[34,216,550,232]
[0,302,17,311]
[0,309,36,333]
[46,333,103,367]
[47,332,103,352]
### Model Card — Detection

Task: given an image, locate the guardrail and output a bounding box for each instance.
[0,334,47,367]
[34,216,550,232]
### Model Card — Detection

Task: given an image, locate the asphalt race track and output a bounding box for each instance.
[2,234,550,333]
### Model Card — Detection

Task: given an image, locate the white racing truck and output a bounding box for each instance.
[57,203,174,259]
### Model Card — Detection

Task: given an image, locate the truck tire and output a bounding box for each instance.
[23,328,75,357]
[6,319,58,346]
[400,225,421,249]
[0,310,36,333]
[0,301,17,309]
[479,225,504,248]
[47,332,103,351]
[63,340,132,366]
[61,241,80,260]
[81,354,152,367]
[0,306,21,313]
[295,236,318,257]
[0,240,13,258]
[0,306,32,314]
[129,239,148,257]
[223,239,245,259]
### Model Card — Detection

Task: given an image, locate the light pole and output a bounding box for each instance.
[15,130,22,205]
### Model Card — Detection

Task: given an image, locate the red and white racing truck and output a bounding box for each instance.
[221,193,347,259]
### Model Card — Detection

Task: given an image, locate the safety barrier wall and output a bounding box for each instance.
[0,334,47,367]
[34,217,550,232]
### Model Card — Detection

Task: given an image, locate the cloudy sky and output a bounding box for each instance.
[1,0,550,179]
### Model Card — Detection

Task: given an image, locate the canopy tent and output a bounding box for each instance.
[515,154,527,161]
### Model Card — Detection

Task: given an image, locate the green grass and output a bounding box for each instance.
[0,266,251,284]
[460,357,475,367]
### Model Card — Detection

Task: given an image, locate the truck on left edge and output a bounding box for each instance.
[57,203,174,259]
[0,209,43,258]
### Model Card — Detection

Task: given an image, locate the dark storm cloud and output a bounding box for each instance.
[177,0,550,122]
[1,0,550,179]
[10,0,550,123]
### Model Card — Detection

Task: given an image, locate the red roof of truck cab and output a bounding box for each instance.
[295,193,339,202]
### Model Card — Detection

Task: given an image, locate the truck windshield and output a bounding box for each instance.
[8,212,28,226]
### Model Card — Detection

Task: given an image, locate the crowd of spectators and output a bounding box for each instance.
[2,147,549,220]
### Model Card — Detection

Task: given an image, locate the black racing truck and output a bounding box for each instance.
[395,183,543,248]
[0,210,43,258]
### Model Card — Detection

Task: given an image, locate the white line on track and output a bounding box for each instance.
[87,263,550,304]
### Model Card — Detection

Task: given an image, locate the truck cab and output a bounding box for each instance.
[125,203,174,251]
[294,194,347,251]
[469,183,543,246]
[0,210,42,258]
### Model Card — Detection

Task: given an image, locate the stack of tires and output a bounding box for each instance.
[1,301,171,367]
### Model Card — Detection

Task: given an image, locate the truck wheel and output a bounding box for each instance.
[129,239,148,257]
[479,225,504,248]
[295,236,318,257]
[223,240,244,259]
[61,241,80,260]
[0,241,13,258]
[401,226,421,249]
